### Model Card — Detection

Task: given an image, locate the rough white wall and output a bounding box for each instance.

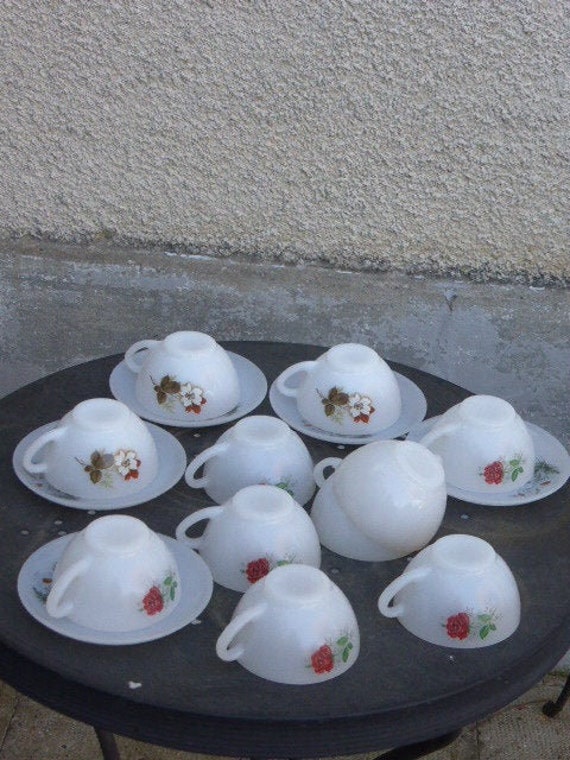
[1,1,568,283]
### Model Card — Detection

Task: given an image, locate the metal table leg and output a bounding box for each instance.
[543,674,570,717]
[94,728,121,760]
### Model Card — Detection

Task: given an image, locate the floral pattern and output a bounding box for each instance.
[308,633,355,674]
[242,554,295,584]
[261,476,294,496]
[480,454,525,486]
[33,567,55,604]
[33,567,178,616]
[514,459,560,497]
[151,374,207,415]
[444,610,500,641]
[77,449,142,487]
[140,572,178,616]
[318,387,376,425]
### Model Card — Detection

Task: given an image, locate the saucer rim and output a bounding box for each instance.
[17,534,214,645]
[109,351,267,428]
[406,415,570,506]
[269,372,427,445]
[12,422,187,511]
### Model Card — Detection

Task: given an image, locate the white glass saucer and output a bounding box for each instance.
[109,352,267,428]
[12,422,187,511]
[17,534,214,645]
[406,416,570,506]
[269,373,427,445]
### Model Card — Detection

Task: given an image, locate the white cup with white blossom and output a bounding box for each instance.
[275,343,401,435]
[22,398,158,499]
[124,331,240,422]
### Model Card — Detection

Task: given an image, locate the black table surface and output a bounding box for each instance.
[0,341,569,758]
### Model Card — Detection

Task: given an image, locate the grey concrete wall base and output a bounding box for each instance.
[1,239,568,445]
[1,238,569,672]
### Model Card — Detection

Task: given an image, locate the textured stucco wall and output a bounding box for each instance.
[1,1,568,283]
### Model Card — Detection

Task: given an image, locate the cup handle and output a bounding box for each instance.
[124,339,160,373]
[216,603,268,661]
[46,557,92,619]
[377,566,432,618]
[175,506,224,550]
[313,457,343,488]
[184,442,230,489]
[275,361,316,398]
[22,427,66,475]
[419,421,460,449]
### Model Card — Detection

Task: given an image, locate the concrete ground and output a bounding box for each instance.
[0,238,569,758]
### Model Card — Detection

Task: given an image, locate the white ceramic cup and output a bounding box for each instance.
[184,415,315,505]
[377,534,521,648]
[419,395,535,493]
[275,343,402,435]
[46,515,181,632]
[216,564,360,684]
[176,484,321,592]
[21,398,159,499]
[124,331,240,421]
[310,471,394,561]
[311,440,447,560]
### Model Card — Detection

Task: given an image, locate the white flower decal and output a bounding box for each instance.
[180,383,206,411]
[348,393,374,421]
[151,375,208,415]
[318,387,376,425]
[77,449,142,486]
[114,450,140,478]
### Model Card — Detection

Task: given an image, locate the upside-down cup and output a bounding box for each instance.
[419,395,535,493]
[21,398,158,499]
[216,564,360,684]
[184,415,315,505]
[124,330,240,422]
[176,484,321,592]
[377,534,521,648]
[311,440,447,560]
[45,515,181,632]
[275,343,401,435]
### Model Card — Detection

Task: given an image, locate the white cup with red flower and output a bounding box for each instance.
[216,563,360,684]
[275,343,402,435]
[45,515,181,632]
[176,484,321,593]
[184,415,316,505]
[377,534,521,648]
[419,395,535,493]
[124,330,240,422]
[22,398,158,499]
[311,440,447,560]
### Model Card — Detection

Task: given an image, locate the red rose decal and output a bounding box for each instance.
[446,612,471,640]
[142,586,164,616]
[246,558,271,584]
[311,644,334,674]
[483,460,504,485]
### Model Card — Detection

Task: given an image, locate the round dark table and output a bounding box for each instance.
[0,342,569,760]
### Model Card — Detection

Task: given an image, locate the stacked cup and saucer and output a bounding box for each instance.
[109,330,267,428]
[13,396,187,511]
[12,397,215,642]
[407,394,570,506]
[13,330,270,644]
[269,342,427,444]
